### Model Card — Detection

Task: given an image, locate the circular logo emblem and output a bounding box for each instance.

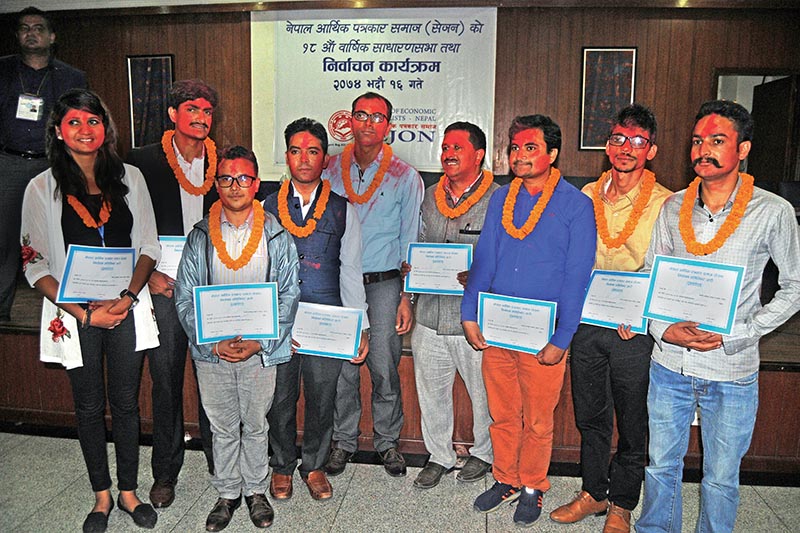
[328,110,352,143]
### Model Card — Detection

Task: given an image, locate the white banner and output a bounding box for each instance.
[263,8,496,171]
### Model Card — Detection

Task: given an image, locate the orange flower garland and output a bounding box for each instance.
[208,199,265,270]
[161,130,217,196]
[501,168,561,240]
[66,194,111,228]
[593,169,656,249]
[434,170,494,219]
[277,179,331,238]
[678,173,754,256]
[340,143,392,204]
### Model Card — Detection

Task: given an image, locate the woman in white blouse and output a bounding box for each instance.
[21,88,160,533]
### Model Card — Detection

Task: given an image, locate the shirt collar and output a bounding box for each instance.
[220,205,254,229]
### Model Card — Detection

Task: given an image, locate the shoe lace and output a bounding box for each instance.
[493,482,519,500]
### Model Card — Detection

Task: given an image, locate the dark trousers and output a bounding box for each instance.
[570,324,652,510]
[69,314,143,492]
[148,294,212,481]
[0,153,49,320]
[268,352,344,475]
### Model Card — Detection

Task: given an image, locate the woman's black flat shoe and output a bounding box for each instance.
[117,496,158,529]
[82,498,114,533]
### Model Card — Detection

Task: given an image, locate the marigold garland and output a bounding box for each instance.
[277,179,331,238]
[593,169,656,249]
[66,194,111,228]
[678,173,754,256]
[434,170,494,219]
[161,130,217,196]
[208,200,265,270]
[501,168,561,240]
[340,143,392,204]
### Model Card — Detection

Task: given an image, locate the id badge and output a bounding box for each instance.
[16,94,44,121]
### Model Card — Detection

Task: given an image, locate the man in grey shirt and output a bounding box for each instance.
[636,100,800,533]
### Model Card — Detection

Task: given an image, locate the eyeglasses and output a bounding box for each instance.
[608,134,651,149]
[352,110,389,124]
[216,174,256,188]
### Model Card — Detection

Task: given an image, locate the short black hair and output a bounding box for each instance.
[168,79,219,110]
[284,117,328,154]
[217,145,258,175]
[351,92,393,121]
[16,6,53,33]
[695,100,754,143]
[613,103,657,143]
[508,114,562,154]
[444,121,486,167]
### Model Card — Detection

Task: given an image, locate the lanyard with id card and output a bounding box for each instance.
[16,70,49,122]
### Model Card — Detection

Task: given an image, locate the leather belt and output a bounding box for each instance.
[363,269,400,285]
[1,146,46,159]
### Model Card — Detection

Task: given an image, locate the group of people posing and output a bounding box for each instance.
[5,7,800,533]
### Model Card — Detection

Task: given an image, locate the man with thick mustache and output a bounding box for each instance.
[550,104,670,533]
[0,6,86,323]
[405,122,496,490]
[127,79,219,508]
[635,100,800,533]
[461,115,596,527]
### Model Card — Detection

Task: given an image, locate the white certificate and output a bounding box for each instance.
[57,245,135,303]
[581,270,650,334]
[404,242,472,295]
[157,236,186,279]
[193,282,279,344]
[643,255,745,335]
[477,292,556,354]
[291,302,364,360]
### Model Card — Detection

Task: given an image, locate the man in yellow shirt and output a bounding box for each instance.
[550,104,670,533]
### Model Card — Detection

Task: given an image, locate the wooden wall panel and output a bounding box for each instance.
[493,8,800,191]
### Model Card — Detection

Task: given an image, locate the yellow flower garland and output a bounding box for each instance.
[501,168,561,240]
[66,194,111,228]
[434,170,494,219]
[161,130,217,196]
[340,143,392,204]
[593,169,656,249]
[277,179,331,238]
[678,173,754,256]
[208,200,264,270]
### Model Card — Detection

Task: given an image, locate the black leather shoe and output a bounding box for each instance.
[413,461,452,489]
[456,456,492,482]
[379,447,407,477]
[206,496,241,532]
[324,447,353,476]
[117,496,158,529]
[149,478,176,508]
[82,498,114,533]
[245,493,274,528]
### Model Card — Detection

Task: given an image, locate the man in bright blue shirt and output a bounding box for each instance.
[461,114,596,527]
[322,92,424,477]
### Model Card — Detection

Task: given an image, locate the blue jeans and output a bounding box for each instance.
[636,362,758,533]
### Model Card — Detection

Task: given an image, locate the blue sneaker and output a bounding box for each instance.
[513,488,543,527]
[474,482,521,513]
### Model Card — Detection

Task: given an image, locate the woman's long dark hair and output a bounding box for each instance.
[45,88,128,203]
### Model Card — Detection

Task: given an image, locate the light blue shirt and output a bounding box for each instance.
[323,147,423,273]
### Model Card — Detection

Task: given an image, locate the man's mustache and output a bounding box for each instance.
[692,156,722,168]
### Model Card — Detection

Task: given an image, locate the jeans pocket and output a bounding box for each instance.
[732,371,758,386]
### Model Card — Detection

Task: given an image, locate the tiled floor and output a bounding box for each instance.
[1,432,796,532]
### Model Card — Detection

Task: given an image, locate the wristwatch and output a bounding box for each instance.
[119,289,139,309]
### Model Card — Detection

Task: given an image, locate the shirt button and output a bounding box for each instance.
[299,254,304,260]
[298,279,303,285]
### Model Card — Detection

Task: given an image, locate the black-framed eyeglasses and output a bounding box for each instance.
[608,134,651,149]
[216,174,256,188]
[352,110,389,124]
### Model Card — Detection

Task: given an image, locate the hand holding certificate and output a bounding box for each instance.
[57,245,135,303]
[291,303,364,360]
[643,255,745,335]
[581,270,650,334]
[477,292,556,355]
[193,282,279,344]
[156,236,186,279]
[404,243,472,295]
